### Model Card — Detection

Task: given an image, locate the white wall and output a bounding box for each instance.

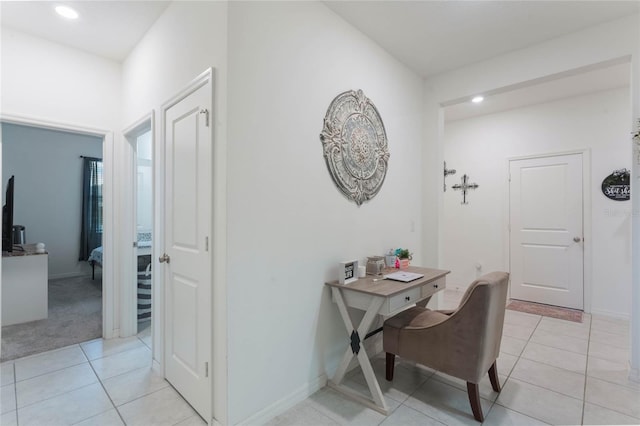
[1,26,122,337]
[121,2,228,126]
[0,27,121,131]
[227,2,425,423]
[423,15,640,270]
[136,131,152,232]
[121,1,228,422]
[2,123,103,279]
[443,87,631,317]
[630,11,640,384]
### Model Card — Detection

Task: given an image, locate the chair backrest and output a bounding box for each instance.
[446,271,510,379]
[385,271,510,383]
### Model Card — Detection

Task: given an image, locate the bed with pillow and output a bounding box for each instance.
[88,246,103,280]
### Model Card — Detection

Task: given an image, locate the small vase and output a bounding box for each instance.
[398,258,410,269]
[385,255,396,268]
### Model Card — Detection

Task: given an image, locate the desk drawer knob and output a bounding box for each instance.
[405,296,411,301]
[433,284,438,288]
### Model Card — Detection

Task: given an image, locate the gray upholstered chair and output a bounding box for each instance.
[383,271,510,422]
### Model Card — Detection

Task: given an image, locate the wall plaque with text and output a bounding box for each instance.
[601,169,630,201]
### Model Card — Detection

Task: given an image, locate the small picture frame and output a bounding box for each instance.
[339,260,359,285]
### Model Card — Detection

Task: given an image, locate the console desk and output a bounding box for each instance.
[325,266,449,415]
[2,245,48,326]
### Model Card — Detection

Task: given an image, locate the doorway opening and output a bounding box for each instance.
[123,114,155,347]
[1,122,105,361]
[135,129,153,336]
[440,60,630,315]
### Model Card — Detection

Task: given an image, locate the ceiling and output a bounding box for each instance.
[445,61,631,122]
[0,1,170,61]
[326,1,637,120]
[1,1,637,118]
[325,1,640,78]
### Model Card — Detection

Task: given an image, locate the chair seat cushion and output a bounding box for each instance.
[384,307,449,354]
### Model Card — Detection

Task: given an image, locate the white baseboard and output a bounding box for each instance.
[151,359,162,375]
[103,328,118,339]
[238,374,328,426]
[49,272,91,280]
[589,308,630,321]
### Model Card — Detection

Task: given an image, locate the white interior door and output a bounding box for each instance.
[163,78,212,420]
[509,153,584,310]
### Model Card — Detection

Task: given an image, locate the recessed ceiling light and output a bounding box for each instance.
[55,5,79,20]
[471,96,484,104]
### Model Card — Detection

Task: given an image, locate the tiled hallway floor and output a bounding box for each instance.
[0,325,205,426]
[269,291,640,426]
[1,291,638,425]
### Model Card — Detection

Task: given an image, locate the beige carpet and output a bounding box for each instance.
[1,275,102,362]
[507,299,583,323]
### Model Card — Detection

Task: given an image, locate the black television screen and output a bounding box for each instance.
[2,175,14,252]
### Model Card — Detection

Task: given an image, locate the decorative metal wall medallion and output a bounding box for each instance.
[320,90,389,206]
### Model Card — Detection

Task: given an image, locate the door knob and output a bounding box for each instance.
[159,253,170,263]
[573,237,582,243]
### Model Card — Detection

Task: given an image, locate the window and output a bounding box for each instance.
[79,157,103,260]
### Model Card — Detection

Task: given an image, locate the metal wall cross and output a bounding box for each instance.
[452,174,479,204]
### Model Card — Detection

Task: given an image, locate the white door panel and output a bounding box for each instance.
[163,78,212,420]
[510,153,583,310]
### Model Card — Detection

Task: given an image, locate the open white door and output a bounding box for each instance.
[162,75,212,420]
[509,153,584,310]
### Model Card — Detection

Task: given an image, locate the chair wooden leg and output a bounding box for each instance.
[488,361,501,392]
[385,353,395,381]
[466,382,484,422]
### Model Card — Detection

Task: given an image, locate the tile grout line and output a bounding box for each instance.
[81,337,149,363]
[7,336,155,426]
[581,315,593,425]
[108,376,169,409]
[77,335,157,425]
[583,400,640,423]
[84,352,128,426]
[298,402,339,426]
[357,357,438,424]
[518,314,590,423]
[11,346,92,421]
[492,314,560,424]
[392,306,529,423]
[524,338,588,356]
[518,343,588,376]
[400,295,519,423]
[480,313,533,425]
[11,369,101,412]
[539,315,633,424]
[11,344,87,379]
[81,339,156,425]
[16,382,101,423]
[13,359,89,385]
[12,363,19,425]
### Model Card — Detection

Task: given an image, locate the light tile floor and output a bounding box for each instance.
[269,290,640,426]
[0,324,205,426]
[1,291,638,425]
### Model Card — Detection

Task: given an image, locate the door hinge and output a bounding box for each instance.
[200,109,210,127]
[205,236,209,252]
[205,362,209,378]
[133,241,138,248]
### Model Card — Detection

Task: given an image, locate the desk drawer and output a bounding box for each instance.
[421,277,445,298]
[388,287,421,313]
